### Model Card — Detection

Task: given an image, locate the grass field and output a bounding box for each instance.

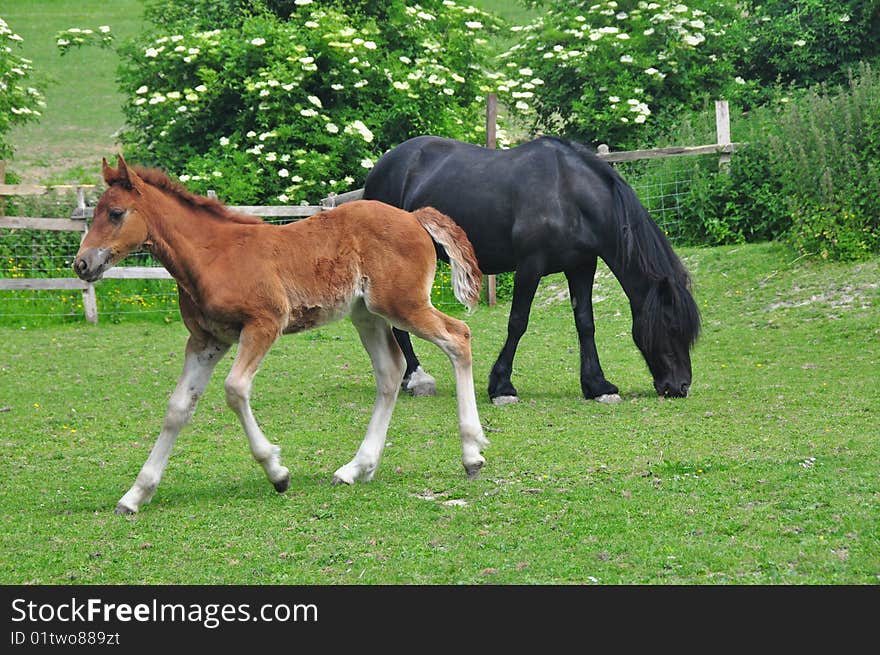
[1,242,877,584]
[2,0,144,184]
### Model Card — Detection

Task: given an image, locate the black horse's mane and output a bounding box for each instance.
[541,136,700,347]
[540,136,691,284]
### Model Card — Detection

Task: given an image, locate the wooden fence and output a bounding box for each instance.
[0,101,739,324]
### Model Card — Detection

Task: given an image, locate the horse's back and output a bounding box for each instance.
[364,136,616,273]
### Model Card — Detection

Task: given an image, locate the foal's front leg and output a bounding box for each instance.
[224,321,290,492]
[116,335,229,514]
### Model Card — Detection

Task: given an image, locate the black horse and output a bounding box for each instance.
[363,135,701,404]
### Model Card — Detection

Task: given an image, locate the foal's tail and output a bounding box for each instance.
[412,207,482,311]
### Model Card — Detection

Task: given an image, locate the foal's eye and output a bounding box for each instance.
[108,208,126,223]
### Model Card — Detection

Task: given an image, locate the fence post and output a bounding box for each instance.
[715,100,732,172]
[484,93,497,306]
[74,186,99,324]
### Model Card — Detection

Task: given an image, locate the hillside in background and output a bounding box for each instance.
[4,1,134,183]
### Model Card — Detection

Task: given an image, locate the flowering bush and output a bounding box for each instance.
[112,0,503,203]
[494,1,734,148]
[725,0,880,105]
[0,17,45,161]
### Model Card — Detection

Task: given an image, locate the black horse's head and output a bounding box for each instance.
[631,275,701,398]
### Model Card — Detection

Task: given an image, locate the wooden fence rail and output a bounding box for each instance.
[1,100,740,324]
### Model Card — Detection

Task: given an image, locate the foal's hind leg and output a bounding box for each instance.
[565,260,621,403]
[403,307,488,479]
[333,303,405,484]
[225,321,290,493]
[116,334,229,514]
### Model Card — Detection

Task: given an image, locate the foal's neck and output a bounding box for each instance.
[144,188,245,298]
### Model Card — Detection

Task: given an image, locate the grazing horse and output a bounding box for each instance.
[74,155,487,514]
[363,135,701,404]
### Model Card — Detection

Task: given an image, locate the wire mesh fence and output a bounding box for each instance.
[0,153,718,326]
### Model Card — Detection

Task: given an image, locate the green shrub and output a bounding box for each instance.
[0,17,45,160]
[112,0,504,204]
[670,62,880,259]
[493,0,736,148]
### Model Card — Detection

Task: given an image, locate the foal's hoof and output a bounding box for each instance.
[331,474,353,486]
[491,395,519,406]
[273,474,291,493]
[464,460,485,480]
[114,503,136,515]
[594,393,622,404]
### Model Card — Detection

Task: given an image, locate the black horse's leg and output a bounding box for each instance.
[565,259,621,402]
[488,262,543,405]
[392,327,436,396]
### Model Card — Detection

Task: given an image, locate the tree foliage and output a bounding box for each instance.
[114,0,503,203]
[0,17,45,161]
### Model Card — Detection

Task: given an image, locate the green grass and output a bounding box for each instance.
[1,242,878,584]
[2,0,144,183]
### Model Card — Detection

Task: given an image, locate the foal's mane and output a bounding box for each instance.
[108,166,263,224]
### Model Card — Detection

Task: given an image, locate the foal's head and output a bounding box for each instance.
[73,155,152,282]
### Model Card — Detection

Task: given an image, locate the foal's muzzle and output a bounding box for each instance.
[73,247,112,283]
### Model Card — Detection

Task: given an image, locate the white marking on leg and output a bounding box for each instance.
[116,339,228,514]
[334,306,404,484]
[594,393,622,404]
[224,373,289,489]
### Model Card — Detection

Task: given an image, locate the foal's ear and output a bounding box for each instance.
[101,157,114,185]
[107,153,145,193]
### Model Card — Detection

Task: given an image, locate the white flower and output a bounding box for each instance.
[307,95,322,107]
[167,91,181,100]
[219,136,230,146]
[634,114,646,123]
[360,158,374,169]
[330,83,344,90]
[278,194,289,202]
[278,168,289,177]
[393,80,410,90]
[734,76,746,85]
[683,33,705,46]
[136,85,148,94]
[305,21,319,28]
[299,56,314,64]
[99,25,111,33]
[145,48,159,57]
[465,21,482,29]
[518,67,533,76]
[839,14,850,22]
[326,123,339,133]
[363,41,376,50]
[291,175,303,183]
[195,84,207,93]
[265,152,277,161]
[295,0,313,4]
[300,108,318,117]
[515,101,529,110]
[793,39,806,47]
[620,54,634,63]
[246,130,256,138]
[417,11,435,20]
[250,37,266,46]
[609,95,620,103]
